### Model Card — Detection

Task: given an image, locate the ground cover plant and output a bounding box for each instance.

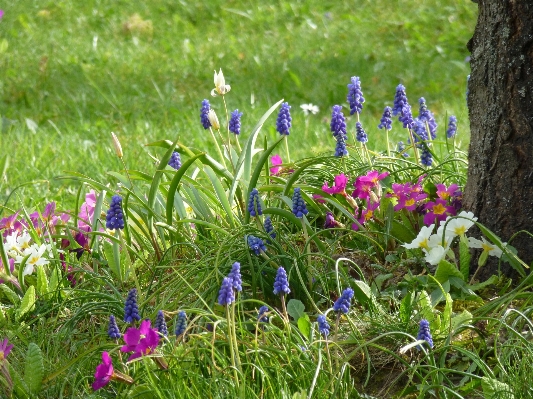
[4,1,533,399]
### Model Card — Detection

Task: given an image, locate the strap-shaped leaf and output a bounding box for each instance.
[16,285,36,321]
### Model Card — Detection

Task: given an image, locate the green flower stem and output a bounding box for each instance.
[113,229,122,284]
[301,215,313,290]
[386,129,391,157]
[407,128,420,164]
[280,294,288,323]
[284,135,291,164]
[208,127,227,169]
[226,305,240,387]
[324,339,333,375]
[362,143,372,166]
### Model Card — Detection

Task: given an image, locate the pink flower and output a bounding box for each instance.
[423,199,455,226]
[92,352,114,391]
[0,338,14,361]
[387,182,428,211]
[436,183,459,201]
[270,154,283,175]
[0,213,24,237]
[120,319,160,361]
[352,170,389,200]
[0,10,4,20]
[322,174,348,195]
[78,190,97,231]
[352,200,380,230]
[312,194,326,204]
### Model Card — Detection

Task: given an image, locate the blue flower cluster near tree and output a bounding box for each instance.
[106,195,125,230]
[155,310,168,337]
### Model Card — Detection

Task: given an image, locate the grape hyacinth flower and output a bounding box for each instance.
[264,216,276,239]
[257,305,269,323]
[175,311,187,337]
[334,135,348,157]
[168,151,182,170]
[200,99,211,129]
[330,105,347,139]
[417,319,434,350]
[397,141,409,157]
[418,98,437,139]
[124,288,141,324]
[378,106,392,130]
[317,315,330,337]
[247,235,266,255]
[412,119,429,143]
[105,195,125,230]
[399,105,414,129]
[276,102,292,135]
[392,84,409,117]
[121,319,160,361]
[228,261,242,292]
[447,115,457,138]
[346,76,365,115]
[229,109,243,135]
[333,288,354,314]
[218,277,235,306]
[355,122,368,143]
[420,147,433,167]
[155,310,168,337]
[292,187,309,218]
[247,188,262,217]
[273,266,290,295]
[108,315,121,340]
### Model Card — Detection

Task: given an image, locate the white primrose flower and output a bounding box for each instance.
[211,69,231,96]
[300,103,319,116]
[468,236,503,258]
[4,232,21,256]
[441,211,478,238]
[15,243,50,277]
[16,231,32,252]
[424,245,448,266]
[403,224,435,251]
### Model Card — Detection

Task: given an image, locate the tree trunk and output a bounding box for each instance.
[464,0,533,281]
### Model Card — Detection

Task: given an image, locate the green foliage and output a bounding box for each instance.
[25,343,44,396]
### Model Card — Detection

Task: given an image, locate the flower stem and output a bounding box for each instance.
[209,127,227,168]
[284,135,291,164]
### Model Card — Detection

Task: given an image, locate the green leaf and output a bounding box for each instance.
[292,389,307,399]
[459,236,470,281]
[450,310,472,332]
[399,291,413,325]
[286,299,305,321]
[469,275,498,291]
[9,364,29,398]
[0,283,20,305]
[434,259,464,283]
[297,316,311,340]
[49,266,60,294]
[481,377,514,399]
[352,280,373,309]
[36,265,49,296]
[0,306,6,327]
[418,290,434,325]
[16,285,36,321]
[441,293,453,332]
[25,342,44,395]
[103,241,121,280]
[203,165,235,228]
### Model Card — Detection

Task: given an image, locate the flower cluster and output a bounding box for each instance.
[106,195,125,230]
[322,174,348,196]
[264,216,276,239]
[317,315,330,337]
[108,315,121,340]
[417,319,434,350]
[386,179,428,212]
[273,266,290,296]
[276,102,292,135]
[447,115,458,138]
[292,187,309,218]
[248,188,262,217]
[168,151,182,170]
[200,99,211,129]
[229,109,243,135]
[155,310,169,337]
[330,105,348,157]
[175,311,187,336]
[121,319,160,361]
[333,288,354,314]
[378,106,392,131]
[124,288,141,323]
[218,262,242,306]
[355,122,368,143]
[257,305,269,323]
[346,76,365,115]
[247,235,266,255]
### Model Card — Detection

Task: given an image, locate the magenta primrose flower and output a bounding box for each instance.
[0,338,13,361]
[322,174,348,195]
[436,183,459,201]
[78,190,97,231]
[423,199,456,226]
[387,182,428,211]
[270,154,283,175]
[92,352,114,391]
[120,319,160,361]
[0,212,24,237]
[352,170,389,200]
[352,200,380,230]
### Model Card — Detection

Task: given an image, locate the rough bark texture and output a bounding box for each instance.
[465,0,533,281]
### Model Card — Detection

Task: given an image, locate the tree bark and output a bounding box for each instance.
[465,0,533,281]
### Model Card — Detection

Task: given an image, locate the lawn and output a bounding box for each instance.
[5,2,532,399]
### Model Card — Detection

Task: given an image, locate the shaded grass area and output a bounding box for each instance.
[0,0,476,209]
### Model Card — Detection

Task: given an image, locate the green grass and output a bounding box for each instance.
[1,0,476,210]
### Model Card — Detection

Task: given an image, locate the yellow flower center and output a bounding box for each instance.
[454,226,466,236]
[405,198,415,207]
[433,203,447,215]
[439,192,450,200]
[419,239,430,250]
[481,242,494,252]
[364,210,374,221]
[29,256,40,265]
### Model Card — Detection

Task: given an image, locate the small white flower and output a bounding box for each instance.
[15,243,50,277]
[4,232,20,256]
[441,211,477,238]
[468,236,503,258]
[403,224,435,251]
[207,109,220,130]
[211,69,231,96]
[16,232,32,252]
[424,245,448,265]
[300,103,319,116]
